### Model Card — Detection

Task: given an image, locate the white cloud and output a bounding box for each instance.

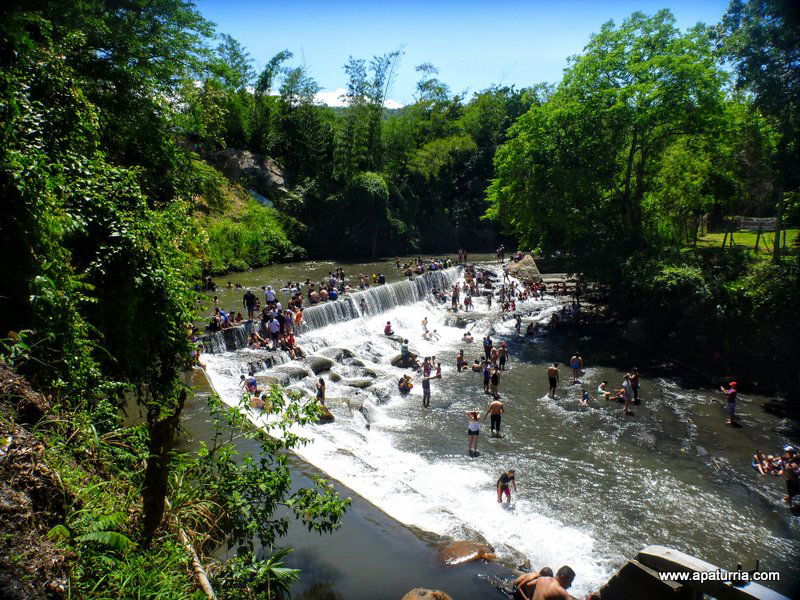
[314,87,404,109]
[314,88,348,107]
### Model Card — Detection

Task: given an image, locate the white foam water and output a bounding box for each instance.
[203,276,616,596]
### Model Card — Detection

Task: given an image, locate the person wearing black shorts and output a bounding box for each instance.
[484,399,504,437]
[547,363,559,398]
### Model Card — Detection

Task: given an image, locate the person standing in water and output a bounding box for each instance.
[499,342,509,370]
[569,352,583,383]
[497,469,516,503]
[466,410,481,455]
[720,381,737,425]
[490,367,501,399]
[622,374,633,416]
[630,367,640,404]
[483,334,493,360]
[316,378,326,405]
[484,398,505,437]
[482,360,491,394]
[547,363,559,398]
[421,357,432,407]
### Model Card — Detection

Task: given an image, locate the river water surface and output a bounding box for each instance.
[199,256,800,598]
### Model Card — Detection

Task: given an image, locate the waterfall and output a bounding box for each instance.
[199,267,462,354]
[301,267,462,330]
[199,320,254,354]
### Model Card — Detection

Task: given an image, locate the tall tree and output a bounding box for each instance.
[718,0,800,261]
[486,10,727,274]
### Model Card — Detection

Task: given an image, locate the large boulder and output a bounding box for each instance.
[391,353,419,368]
[438,541,495,565]
[318,347,355,361]
[255,373,290,387]
[303,356,336,374]
[401,590,453,600]
[507,254,541,283]
[342,378,374,389]
[208,148,288,199]
[317,405,335,423]
[273,364,312,381]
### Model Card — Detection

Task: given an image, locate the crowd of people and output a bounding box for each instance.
[201,250,795,600]
[753,446,799,505]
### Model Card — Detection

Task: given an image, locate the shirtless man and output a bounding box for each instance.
[513,567,553,600]
[569,352,583,383]
[456,350,466,372]
[531,566,575,600]
[547,363,559,398]
[484,398,505,437]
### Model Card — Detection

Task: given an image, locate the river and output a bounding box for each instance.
[198,256,800,598]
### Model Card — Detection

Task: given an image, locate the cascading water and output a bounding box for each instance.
[301,267,461,330]
[202,264,800,598]
[199,267,462,353]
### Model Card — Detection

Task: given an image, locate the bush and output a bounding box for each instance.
[199,202,302,274]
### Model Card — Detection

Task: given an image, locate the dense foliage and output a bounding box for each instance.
[0,2,346,597]
[485,6,800,386]
[183,44,540,256]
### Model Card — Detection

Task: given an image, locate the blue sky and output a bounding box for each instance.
[197,0,730,106]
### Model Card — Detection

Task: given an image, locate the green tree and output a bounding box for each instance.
[487,10,727,274]
[718,0,800,260]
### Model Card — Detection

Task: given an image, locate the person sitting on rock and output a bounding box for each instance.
[384,321,394,335]
[248,331,267,349]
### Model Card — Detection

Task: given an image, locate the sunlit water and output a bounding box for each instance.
[202,261,800,597]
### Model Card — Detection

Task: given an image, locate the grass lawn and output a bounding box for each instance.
[697,228,799,256]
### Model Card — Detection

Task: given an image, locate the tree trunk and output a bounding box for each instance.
[142,389,187,546]
[772,186,783,264]
[754,225,762,253]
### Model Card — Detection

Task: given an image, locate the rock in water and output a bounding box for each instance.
[401,589,453,600]
[507,254,541,283]
[342,378,373,389]
[303,356,336,374]
[317,405,335,423]
[438,541,496,565]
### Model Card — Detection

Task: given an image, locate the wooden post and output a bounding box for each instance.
[773,186,783,264]
[721,221,729,249]
[754,225,762,253]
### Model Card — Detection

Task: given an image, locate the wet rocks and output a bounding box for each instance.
[391,354,419,368]
[342,378,374,389]
[273,364,312,381]
[255,373,290,387]
[401,590,453,600]
[318,347,354,361]
[303,356,336,374]
[507,254,541,283]
[438,541,496,565]
[317,405,335,423]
